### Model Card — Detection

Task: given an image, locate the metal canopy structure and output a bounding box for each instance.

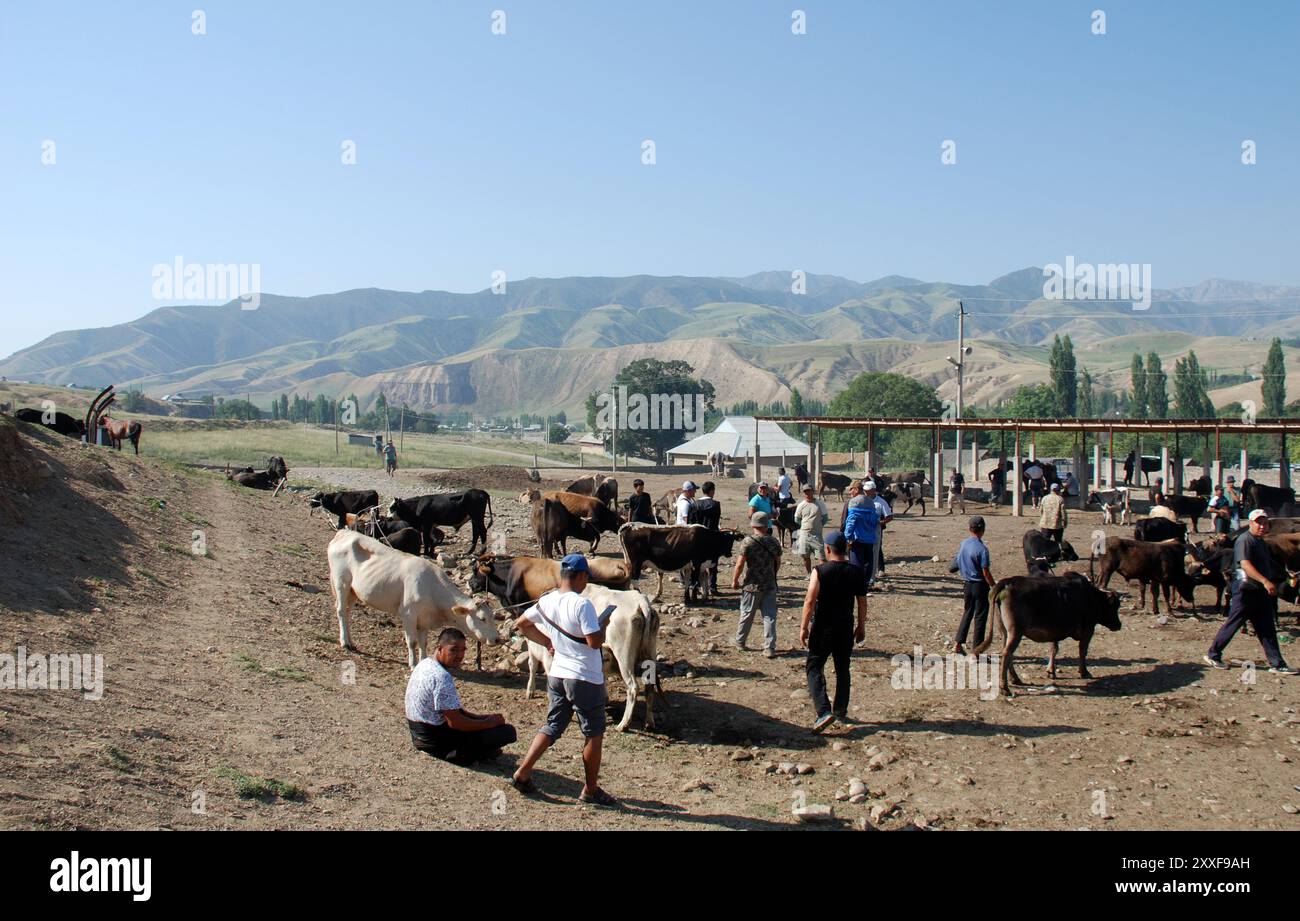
[756,416,1300,435]
[753,415,1297,518]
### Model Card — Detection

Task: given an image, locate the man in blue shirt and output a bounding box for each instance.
[841,482,881,583]
[949,516,995,655]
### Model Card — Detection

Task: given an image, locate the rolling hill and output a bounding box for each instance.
[4,270,1300,416]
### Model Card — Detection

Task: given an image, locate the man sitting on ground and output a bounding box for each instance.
[405,628,517,765]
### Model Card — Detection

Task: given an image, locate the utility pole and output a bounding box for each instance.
[610,381,618,473]
[946,301,970,504]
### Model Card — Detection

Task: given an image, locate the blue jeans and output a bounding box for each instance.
[737,588,778,652]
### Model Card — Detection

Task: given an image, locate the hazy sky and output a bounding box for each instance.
[2,1,1297,354]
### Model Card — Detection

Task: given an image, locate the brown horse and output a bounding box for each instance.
[99,415,142,454]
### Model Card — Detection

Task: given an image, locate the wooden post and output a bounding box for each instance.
[1160,445,1169,495]
[1092,440,1101,490]
[753,417,761,484]
[399,406,405,452]
[334,399,339,455]
[866,425,875,473]
[1012,429,1023,517]
[1214,427,1222,486]
[1172,432,1183,493]
[1241,447,1248,485]
[1108,429,1115,487]
[1281,433,1291,490]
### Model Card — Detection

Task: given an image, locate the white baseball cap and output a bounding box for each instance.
[1248,509,1268,522]
[863,480,877,491]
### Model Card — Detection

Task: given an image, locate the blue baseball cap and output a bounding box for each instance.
[559,553,589,573]
[824,529,847,551]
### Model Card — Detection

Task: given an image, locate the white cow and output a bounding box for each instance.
[522,583,663,732]
[327,530,500,668]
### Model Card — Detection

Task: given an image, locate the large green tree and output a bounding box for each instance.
[1262,337,1286,416]
[1172,350,1215,419]
[1129,352,1147,418]
[1145,352,1168,418]
[824,372,941,466]
[1078,368,1095,417]
[585,358,716,463]
[1048,334,1077,416]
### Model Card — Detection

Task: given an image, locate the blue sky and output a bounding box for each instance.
[2,1,1297,353]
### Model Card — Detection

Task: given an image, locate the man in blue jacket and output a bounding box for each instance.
[840,481,881,584]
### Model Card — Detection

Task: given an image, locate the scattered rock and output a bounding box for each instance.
[792,804,834,824]
[795,763,814,775]
[730,750,753,762]
[680,777,711,793]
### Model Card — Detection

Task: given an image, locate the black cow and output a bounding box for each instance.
[1163,494,1209,532]
[1133,517,1187,543]
[975,572,1122,696]
[347,512,439,555]
[532,497,600,558]
[1091,536,1196,615]
[1022,530,1080,576]
[227,456,288,490]
[793,463,809,488]
[310,489,380,528]
[773,501,797,548]
[617,523,742,602]
[1186,540,1234,613]
[1186,474,1212,497]
[819,471,852,500]
[1241,479,1296,516]
[15,408,87,439]
[387,489,494,555]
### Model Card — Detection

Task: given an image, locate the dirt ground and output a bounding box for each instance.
[2,426,1298,831]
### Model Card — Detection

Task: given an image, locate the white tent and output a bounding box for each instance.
[667,416,808,466]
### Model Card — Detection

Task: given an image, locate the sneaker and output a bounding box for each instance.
[732,639,750,651]
[1269,665,1298,675]
[578,787,620,808]
[812,713,836,734]
[1203,654,1229,670]
[764,648,777,659]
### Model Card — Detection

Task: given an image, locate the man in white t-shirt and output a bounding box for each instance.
[675,480,697,525]
[405,627,516,764]
[511,554,618,807]
[776,468,794,504]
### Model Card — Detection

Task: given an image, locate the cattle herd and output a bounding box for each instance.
[235,462,1300,717]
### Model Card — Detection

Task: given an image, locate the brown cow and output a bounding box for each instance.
[468,553,632,608]
[520,490,623,557]
[1091,536,1195,615]
[566,474,619,509]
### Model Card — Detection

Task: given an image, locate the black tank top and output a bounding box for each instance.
[813,561,867,629]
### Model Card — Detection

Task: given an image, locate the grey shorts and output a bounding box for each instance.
[541,677,607,739]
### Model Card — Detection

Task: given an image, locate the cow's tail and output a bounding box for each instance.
[1089,550,1096,581]
[972,581,1007,656]
[484,493,495,530]
[617,522,634,571]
